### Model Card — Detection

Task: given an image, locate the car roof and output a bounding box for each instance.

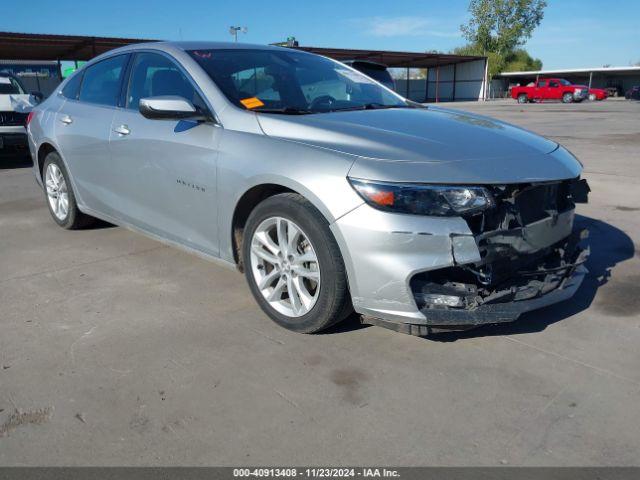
[91,40,302,63]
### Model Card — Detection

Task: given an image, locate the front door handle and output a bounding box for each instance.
[59,115,73,125]
[113,124,131,136]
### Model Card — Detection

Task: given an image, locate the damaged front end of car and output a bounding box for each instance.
[362,178,591,335]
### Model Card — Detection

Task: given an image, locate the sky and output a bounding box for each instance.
[4,0,640,70]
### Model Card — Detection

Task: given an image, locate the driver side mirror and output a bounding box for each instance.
[139,96,208,121]
[30,91,44,103]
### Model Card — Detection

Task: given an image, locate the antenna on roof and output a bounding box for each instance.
[229,26,248,42]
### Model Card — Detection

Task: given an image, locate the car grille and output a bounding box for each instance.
[0,111,28,126]
[465,180,573,235]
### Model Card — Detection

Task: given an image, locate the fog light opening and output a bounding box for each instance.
[421,294,465,308]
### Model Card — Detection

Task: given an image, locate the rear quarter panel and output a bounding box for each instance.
[28,95,66,187]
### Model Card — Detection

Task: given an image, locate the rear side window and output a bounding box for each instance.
[79,55,128,106]
[61,72,83,99]
[538,80,547,87]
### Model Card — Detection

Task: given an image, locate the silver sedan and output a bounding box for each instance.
[27,41,589,335]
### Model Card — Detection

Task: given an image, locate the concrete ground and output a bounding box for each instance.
[1,98,639,466]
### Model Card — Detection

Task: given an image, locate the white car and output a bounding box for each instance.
[0,73,41,152]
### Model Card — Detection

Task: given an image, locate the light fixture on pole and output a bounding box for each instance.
[229,26,248,42]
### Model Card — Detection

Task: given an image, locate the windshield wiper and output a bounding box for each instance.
[252,107,314,115]
[328,103,411,113]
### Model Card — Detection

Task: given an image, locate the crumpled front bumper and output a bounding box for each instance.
[331,200,588,331]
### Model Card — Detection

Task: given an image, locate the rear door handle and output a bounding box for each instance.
[113,124,131,136]
[59,115,73,125]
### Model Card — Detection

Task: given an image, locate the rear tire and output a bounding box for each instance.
[517,94,528,104]
[562,92,573,103]
[588,93,596,101]
[43,152,95,229]
[242,193,352,333]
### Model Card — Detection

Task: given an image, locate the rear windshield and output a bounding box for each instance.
[355,67,394,88]
[0,76,24,94]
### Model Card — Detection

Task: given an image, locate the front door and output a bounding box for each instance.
[534,79,548,101]
[547,80,562,100]
[109,51,222,257]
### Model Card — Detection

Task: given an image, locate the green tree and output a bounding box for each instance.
[503,49,543,72]
[461,0,547,56]
[454,0,546,78]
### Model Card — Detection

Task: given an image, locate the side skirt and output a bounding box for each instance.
[78,205,238,272]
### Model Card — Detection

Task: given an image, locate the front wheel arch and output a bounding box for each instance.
[241,192,352,332]
[231,183,295,270]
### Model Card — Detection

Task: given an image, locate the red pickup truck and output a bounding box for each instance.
[511,78,589,103]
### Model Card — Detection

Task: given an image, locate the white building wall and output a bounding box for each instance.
[391,58,488,102]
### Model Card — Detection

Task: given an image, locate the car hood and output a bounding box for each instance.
[256,107,582,184]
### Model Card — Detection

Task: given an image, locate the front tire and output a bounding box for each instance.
[588,93,596,101]
[242,193,352,333]
[562,92,574,103]
[43,152,95,229]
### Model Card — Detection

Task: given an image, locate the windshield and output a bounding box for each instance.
[559,79,572,86]
[188,49,407,114]
[0,76,25,94]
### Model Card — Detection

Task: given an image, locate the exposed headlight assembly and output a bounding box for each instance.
[348,178,494,216]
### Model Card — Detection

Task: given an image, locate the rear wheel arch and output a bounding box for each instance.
[37,142,58,180]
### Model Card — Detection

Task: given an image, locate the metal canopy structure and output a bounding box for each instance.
[0,32,489,102]
[293,46,484,69]
[294,46,489,102]
[0,31,155,61]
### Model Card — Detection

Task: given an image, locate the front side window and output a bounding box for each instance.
[188,49,407,114]
[126,52,206,111]
[549,81,558,88]
[78,55,128,106]
[0,76,25,94]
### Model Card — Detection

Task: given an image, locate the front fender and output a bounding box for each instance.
[216,129,364,264]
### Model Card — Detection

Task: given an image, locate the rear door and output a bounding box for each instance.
[109,51,222,256]
[54,54,129,216]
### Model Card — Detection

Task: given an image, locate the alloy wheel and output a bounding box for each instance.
[45,163,69,221]
[249,216,321,318]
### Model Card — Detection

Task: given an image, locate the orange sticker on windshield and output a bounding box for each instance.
[240,97,265,109]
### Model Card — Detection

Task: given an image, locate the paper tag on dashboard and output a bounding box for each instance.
[240,97,265,109]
